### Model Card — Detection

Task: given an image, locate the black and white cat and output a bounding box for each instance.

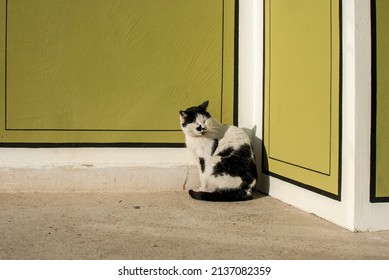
[179,100,257,201]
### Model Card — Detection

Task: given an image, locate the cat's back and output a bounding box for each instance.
[218,125,251,150]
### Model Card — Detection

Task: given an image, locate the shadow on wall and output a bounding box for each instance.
[242,126,270,197]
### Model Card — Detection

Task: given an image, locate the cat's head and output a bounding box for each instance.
[179,100,211,137]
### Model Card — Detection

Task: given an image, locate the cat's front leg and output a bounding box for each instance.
[194,171,208,191]
[197,157,208,191]
[199,176,208,191]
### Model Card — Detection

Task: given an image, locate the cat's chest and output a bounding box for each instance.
[186,137,214,158]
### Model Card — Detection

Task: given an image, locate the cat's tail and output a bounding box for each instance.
[188,189,253,202]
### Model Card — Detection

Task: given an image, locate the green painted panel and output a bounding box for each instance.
[264,0,340,197]
[0,0,235,144]
[375,0,389,198]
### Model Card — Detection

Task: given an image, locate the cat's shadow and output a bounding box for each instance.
[252,190,268,200]
[242,125,270,199]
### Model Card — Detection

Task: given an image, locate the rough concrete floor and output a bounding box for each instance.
[1,191,389,260]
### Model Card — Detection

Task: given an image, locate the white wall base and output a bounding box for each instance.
[0,148,200,193]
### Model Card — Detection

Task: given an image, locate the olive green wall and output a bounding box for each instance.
[0,0,236,145]
[373,0,389,200]
[263,0,340,198]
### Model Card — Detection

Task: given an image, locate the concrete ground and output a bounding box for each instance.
[1,191,389,260]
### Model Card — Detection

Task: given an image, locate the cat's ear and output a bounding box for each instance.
[179,110,188,118]
[199,100,209,110]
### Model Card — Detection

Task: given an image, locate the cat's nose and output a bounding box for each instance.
[196,125,205,132]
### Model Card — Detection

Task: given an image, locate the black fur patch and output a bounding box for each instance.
[213,144,257,185]
[180,110,196,127]
[199,157,205,173]
[180,105,211,127]
[211,139,219,156]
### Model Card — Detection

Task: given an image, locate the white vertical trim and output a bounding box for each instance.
[352,0,371,229]
[238,0,265,189]
[238,0,262,131]
[341,0,358,230]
